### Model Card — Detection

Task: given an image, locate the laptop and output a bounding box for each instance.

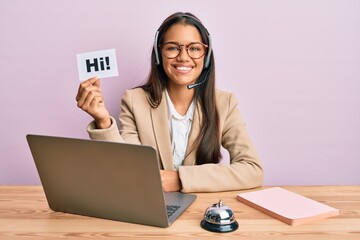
[26,134,196,228]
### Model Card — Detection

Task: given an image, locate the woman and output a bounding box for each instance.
[76,12,263,193]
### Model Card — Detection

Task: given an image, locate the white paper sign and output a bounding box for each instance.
[76,49,119,81]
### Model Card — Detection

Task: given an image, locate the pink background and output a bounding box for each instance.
[1,0,359,185]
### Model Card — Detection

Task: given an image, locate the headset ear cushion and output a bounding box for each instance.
[204,54,210,68]
[204,34,212,68]
[154,31,160,65]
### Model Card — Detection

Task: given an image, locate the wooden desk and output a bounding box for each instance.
[0,186,359,240]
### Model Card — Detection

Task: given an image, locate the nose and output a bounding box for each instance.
[177,46,190,62]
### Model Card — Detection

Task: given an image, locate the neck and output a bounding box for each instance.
[167,85,195,115]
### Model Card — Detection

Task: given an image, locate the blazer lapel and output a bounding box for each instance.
[151,92,174,170]
[183,102,202,165]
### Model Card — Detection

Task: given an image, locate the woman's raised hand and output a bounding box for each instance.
[76,77,111,129]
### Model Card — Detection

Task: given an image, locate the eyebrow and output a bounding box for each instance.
[161,41,204,46]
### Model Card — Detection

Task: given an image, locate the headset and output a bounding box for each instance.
[153,13,213,69]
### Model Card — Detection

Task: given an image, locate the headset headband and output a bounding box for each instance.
[154,13,212,68]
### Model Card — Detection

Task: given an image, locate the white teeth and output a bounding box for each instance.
[176,66,192,71]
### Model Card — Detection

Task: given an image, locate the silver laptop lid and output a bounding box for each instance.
[27,134,178,227]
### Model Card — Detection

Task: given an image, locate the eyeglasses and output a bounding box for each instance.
[160,42,208,60]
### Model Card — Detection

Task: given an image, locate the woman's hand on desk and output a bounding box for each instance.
[76,77,111,129]
[160,170,182,192]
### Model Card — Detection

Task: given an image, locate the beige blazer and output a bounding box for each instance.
[87,88,263,193]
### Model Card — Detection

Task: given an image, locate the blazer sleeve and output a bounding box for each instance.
[86,116,124,142]
[178,92,264,193]
[86,90,141,144]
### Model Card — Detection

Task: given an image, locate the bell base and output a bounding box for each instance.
[200,220,239,233]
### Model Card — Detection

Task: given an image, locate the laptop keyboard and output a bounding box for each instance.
[166,205,181,218]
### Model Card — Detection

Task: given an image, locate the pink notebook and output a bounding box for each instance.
[236,187,339,226]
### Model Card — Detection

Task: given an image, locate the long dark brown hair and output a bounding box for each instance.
[140,12,221,165]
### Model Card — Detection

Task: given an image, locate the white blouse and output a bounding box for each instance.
[165,90,195,169]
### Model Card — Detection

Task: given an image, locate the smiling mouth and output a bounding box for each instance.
[174,66,193,73]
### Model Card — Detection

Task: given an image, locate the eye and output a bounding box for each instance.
[188,44,203,52]
[189,47,200,52]
[163,44,180,52]
[168,47,180,51]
